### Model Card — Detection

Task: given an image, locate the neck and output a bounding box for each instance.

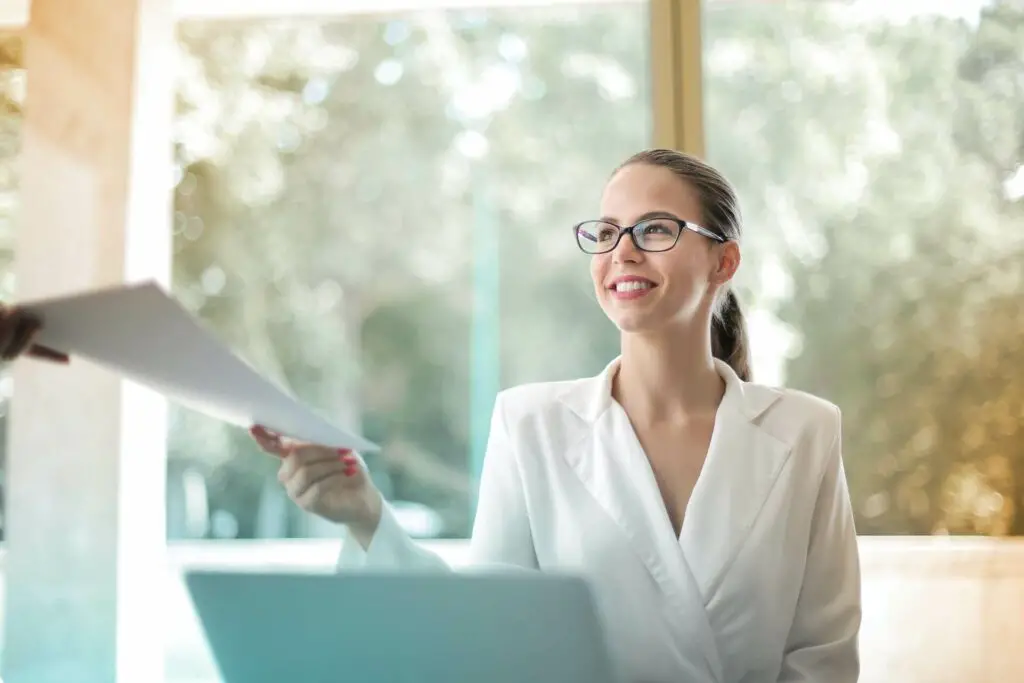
[613,323,725,424]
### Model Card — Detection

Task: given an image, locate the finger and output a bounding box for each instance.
[295,473,350,512]
[0,313,27,356]
[277,445,348,483]
[250,425,288,457]
[2,315,61,363]
[282,459,348,501]
[26,344,70,364]
[10,315,40,345]
[286,443,351,467]
[340,451,361,477]
[250,424,278,440]
[294,463,366,513]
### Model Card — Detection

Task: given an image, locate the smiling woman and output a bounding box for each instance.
[311,145,860,683]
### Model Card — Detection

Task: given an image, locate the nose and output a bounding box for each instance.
[611,228,642,264]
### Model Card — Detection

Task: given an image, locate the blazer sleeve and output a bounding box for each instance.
[337,392,538,572]
[778,405,862,683]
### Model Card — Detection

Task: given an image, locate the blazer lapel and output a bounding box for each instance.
[556,359,685,595]
[680,360,791,600]
[556,359,750,682]
[556,359,791,674]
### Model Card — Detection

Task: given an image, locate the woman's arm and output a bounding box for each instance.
[337,392,539,572]
[777,406,861,683]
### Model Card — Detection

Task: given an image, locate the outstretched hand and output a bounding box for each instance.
[250,425,382,529]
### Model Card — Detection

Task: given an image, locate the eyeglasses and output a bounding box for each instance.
[573,216,726,255]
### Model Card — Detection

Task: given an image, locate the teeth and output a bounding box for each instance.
[615,281,652,292]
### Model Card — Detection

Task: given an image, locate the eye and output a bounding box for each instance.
[639,219,675,235]
[575,221,621,254]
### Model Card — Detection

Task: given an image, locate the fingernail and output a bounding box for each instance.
[344,466,357,477]
[337,448,351,455]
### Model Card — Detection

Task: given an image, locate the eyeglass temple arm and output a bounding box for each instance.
[686,222,727,243]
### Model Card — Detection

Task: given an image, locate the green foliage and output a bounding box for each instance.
[705,2,1023,535]
[170,8,646,537]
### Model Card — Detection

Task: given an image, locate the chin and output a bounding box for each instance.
[607,310,664,334]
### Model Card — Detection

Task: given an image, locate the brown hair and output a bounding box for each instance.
[615,148,751,382]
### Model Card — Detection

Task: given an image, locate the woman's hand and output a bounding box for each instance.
[250,425,383,537]
[0,305,69,363]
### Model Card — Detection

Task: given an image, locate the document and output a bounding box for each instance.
[23,281,379,452]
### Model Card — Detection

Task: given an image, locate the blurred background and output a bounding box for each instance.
[0,0,1021,681]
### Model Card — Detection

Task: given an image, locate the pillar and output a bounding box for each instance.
[2,0,174,681]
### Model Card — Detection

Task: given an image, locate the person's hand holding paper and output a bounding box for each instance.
[20,281,377,453]
[0,303,70,363]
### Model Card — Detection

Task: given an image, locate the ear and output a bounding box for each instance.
[710,241,741,286]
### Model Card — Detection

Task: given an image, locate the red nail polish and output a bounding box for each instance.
[344,466,357,477]
[337,448,351,455]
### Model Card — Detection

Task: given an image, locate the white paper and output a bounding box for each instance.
[24,281,379,452]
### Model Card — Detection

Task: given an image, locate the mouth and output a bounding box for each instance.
[607,277,658,299]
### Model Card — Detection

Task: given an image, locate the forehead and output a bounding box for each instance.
[600,163,702,224]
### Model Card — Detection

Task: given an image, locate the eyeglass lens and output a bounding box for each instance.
[575,219,681,254]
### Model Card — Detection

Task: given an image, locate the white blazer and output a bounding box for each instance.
[338,358,862,683]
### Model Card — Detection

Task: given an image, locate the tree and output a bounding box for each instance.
[704,1,1023,535]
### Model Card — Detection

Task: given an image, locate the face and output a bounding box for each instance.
[589,163,740,334]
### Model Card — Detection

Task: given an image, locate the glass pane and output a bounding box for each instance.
[704,1,1024,536]
[170,4,651,546]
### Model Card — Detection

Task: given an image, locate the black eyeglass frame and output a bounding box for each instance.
[573,217,727,255]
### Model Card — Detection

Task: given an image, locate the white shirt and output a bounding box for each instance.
[338,358,861,683]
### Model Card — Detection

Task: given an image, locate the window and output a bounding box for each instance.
[169,4,652,541]
[703,0,1024,536]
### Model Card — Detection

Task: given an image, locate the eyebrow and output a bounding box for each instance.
[598,210,681,225]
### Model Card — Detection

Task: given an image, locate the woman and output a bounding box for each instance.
[253,149,861,683]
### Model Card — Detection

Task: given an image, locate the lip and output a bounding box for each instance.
[607,275,657,288]
[607,275,658,301]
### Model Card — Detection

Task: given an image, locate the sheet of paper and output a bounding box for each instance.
[24,281,379,452]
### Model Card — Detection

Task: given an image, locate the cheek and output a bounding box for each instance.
[590,256,607,288]
[658,252,708,298]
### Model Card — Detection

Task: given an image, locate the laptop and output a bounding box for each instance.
[184,569,621,683]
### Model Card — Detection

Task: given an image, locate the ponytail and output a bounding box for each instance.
[712,290,751,382]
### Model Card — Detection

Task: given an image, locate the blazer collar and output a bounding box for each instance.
[556,358,791,681]
[559,356,782,425]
